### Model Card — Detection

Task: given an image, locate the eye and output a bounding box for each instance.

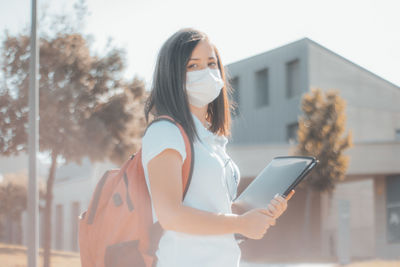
[187,63,198,70]
[208,62,217,68]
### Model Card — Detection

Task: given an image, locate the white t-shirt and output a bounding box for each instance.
[141,112,241,267]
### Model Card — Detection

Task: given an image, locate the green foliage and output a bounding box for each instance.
[296,88,352,192]
[0,30,147,165]
[0,181,26,222]
[0,172,45,241]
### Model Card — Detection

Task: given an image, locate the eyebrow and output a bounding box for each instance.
[189,57,217,61]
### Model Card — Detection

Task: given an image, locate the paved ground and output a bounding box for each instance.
[241,262,335,267]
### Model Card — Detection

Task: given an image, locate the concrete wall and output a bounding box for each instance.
[344,141,400,175]
[227,142,400,178]
[320,178,376,260]
[307,40,400,143]
[226,39,309,144]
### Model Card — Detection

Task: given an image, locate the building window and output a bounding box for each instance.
[287,122,299,143]
[386,175,400,243]
[255,68,269,108]
[396,129,400,141]
[286,59,301,98]
[55,204,64,250]
[71,202,80,251]
[229,76,240,116]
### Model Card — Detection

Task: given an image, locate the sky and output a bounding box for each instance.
[1,0,400,89]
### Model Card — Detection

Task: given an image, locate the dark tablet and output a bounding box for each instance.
[232,156,318,213]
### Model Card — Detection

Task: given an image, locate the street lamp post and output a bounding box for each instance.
[28,0,39,267]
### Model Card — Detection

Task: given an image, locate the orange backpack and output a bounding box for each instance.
[78,115,194,267]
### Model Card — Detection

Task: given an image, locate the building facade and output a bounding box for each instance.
[226,37,400,261]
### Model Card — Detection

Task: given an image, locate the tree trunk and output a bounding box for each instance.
[43,151,58,267]
[6,216,13,244]
[16,214,22,245]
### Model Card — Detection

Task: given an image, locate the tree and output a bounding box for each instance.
[0,172,46,244]
[0,178,26,244]
[295,88,352,192]
[294,88,352,254]
[0,4,147,267]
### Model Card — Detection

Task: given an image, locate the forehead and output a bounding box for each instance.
[190,40,216,58]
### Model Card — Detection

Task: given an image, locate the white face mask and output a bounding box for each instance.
[185,67,224,107]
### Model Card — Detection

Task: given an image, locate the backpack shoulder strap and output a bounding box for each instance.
[144,115,194,201]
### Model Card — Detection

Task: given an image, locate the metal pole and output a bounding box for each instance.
[28,0,39,266]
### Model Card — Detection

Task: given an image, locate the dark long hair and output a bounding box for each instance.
[144,28,233,143]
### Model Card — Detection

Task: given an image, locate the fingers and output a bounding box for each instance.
[266,191,294,219]
[271,197,285,210]
[256,209,277,227]
[253,190,295,229]
[268,196,285,216]
[257,208,274,217]
[275,196,288,212]
[268,203,278,214]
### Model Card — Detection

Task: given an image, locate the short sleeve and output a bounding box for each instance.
[141,120,187,170]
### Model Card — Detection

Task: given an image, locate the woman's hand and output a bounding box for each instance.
[236,208,276,240]
[266,190,295,220]
[235,190,295,240]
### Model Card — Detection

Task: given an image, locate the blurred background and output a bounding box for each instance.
[0,0,399,266]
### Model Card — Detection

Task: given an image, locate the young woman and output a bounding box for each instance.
[142,28,294,267]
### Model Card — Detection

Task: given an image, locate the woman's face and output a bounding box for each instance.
[186,40,219,73]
